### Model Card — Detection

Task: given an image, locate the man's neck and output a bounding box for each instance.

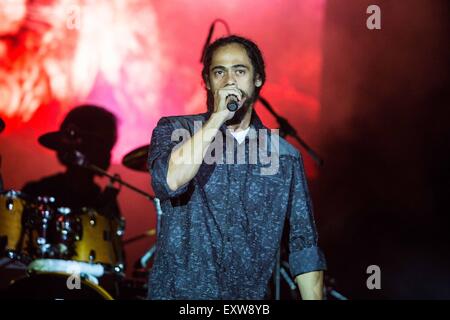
[226,105,253,132]
[65,167,95,185]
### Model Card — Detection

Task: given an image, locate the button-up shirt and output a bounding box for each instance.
[147,111,326,299]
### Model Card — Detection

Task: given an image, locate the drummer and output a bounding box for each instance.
[22,104,121,219]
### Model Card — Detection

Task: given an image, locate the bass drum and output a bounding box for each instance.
[6,272,113,300]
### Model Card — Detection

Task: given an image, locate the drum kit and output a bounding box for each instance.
[0,126,154,300]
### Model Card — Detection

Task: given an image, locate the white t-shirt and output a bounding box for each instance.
[229,127,250,144]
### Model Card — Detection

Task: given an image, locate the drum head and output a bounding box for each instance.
[6,272,113,300]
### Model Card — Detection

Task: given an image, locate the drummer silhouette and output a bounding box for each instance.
[22,104,121,218]
[15,105,126,298]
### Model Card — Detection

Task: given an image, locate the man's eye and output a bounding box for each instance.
[236,70,246,76]
[214,70,224,77]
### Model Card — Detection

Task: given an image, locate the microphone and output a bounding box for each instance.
[226,95,239,112]
[61,149,89,167]
[0,118,5,133]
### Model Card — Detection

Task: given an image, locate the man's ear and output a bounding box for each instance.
[205,76,211,90]
[255,75,262,88]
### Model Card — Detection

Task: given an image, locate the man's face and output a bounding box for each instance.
[207,43,262,112]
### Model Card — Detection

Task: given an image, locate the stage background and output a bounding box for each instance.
[1,0,449,299]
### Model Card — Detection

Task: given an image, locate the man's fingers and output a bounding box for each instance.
[218,88,242,101]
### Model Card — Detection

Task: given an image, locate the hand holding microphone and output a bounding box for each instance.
[214,84,245,120]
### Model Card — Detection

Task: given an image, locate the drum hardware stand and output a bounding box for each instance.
[68,150,155,202]
[122,229,156,245]
[323,275,348,300]
[273,248,298,300]
[132,198,162,269]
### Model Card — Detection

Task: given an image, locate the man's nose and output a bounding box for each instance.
[224,72,237,85]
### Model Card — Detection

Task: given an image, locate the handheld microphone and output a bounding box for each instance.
[226,95,239,112]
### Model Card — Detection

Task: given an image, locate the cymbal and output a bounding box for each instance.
[122,145,149,172]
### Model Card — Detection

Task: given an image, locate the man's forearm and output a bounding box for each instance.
[166,111,228,191]
[295,271,324,300]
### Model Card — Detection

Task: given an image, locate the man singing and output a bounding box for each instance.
[147,35,326,300]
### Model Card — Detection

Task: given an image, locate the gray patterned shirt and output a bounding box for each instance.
[147,111,326,300]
